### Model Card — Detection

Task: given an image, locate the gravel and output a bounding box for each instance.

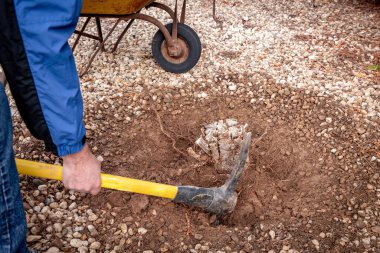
[5,0,379,252]
[68,0,379,121]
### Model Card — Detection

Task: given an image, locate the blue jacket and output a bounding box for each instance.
[0,0,85,156]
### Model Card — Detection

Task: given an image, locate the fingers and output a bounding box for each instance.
[62,173,101,195]
[90,184,101,196]
[63,179,101,195]
[89,177,102,196]
[63,184,101,195]
[62,145,102,195]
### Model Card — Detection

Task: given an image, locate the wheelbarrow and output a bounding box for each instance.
[73,0,202,75]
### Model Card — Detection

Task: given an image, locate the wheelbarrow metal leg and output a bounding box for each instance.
[80,19,122,77]
[95,17,106,52]
[72,17,92,52]
[180,0,187,24]
[121,13,182,57]
[110,18,136,53]
[172,0,178,41]
[146,2,175,20]
[122,13,175,47]
[213,0,218,21]
[164,0,184,57]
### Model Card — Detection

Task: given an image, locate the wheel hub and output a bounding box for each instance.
[161,38,189,64]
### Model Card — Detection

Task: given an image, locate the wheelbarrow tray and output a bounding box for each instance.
[81,0,154,15]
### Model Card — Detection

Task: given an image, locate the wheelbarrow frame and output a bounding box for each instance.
[72,0,191,76]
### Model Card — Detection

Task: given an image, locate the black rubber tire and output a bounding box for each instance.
[152,23,201,73]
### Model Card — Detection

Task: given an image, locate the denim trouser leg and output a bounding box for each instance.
[0,84,28,253]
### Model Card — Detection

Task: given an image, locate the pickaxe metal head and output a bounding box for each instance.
[174,132,252,215]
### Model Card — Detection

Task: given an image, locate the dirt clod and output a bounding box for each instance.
[129,194,150,214]
[107,191,127,207]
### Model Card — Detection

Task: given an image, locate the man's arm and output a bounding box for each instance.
[0,0,100,194]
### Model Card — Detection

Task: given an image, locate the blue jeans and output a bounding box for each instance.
[0,83,28,253]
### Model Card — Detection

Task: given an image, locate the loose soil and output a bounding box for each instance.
[15,73,379,252]
[54,82,375,252]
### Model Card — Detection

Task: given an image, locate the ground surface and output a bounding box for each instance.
[7,0,380,252]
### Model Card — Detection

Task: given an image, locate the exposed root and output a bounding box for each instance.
[187,147,202,161]
[252,128,268,147]
[237,184,254,197]
[154,109,188,158]
[237,129,268,196]
[185,212,193,236]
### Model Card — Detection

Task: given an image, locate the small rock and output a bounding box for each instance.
[31,226,41,235]
[138,227,148,235]
[44,247,59,253]
[362,237,371,246]
[120,223,128,234]
[200,245,209,251]
[229,85,237,91]
[96,155,104,162]
[194,234,203,240]
[55,192,63,200]
[107,191,125,207]
[73,231,82,238]
[33,190,40,197]
[357,128,366,134]
[269,230,276,240]
[371,226,380,234]
[49,202,59,209]
[78,246,88,253]
[87,225,99,237]
[38,184,48,191]
[356,219,366,229]
[59,201,67,209]
[69,202,77,210]
[70,239,84,248]
[90,242,101,250]
[129,195,149,214]
[88,213,98,222]
[53,223,62,233]
[32,178,45,186]
[26,235,42,243]
[231,235,239,242]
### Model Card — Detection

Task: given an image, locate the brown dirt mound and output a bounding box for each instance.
[79,96,338,251]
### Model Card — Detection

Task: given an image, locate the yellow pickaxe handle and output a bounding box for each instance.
[16,159,178,199]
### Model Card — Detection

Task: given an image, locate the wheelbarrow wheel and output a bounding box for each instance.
[152,23,201,73]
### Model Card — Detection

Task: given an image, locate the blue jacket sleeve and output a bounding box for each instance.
[8,0,85,156]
